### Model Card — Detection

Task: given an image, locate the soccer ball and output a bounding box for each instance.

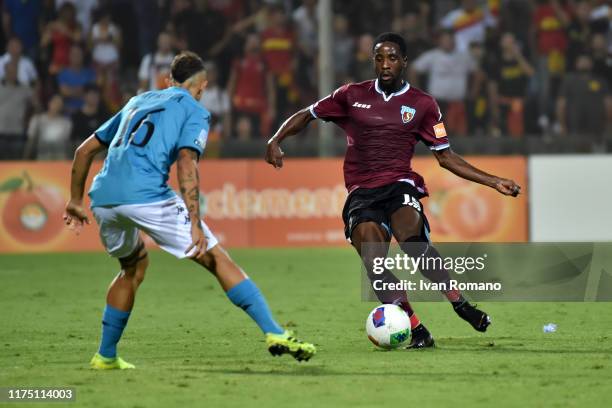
[365,304,411,349]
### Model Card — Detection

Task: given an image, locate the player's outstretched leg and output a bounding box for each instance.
[401,238,491,332]
[390,207,491,333]
[351,222,434,348]
[91,241,148,370]
[193,245,316,361]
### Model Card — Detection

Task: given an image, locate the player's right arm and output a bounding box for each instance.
[265,108,316,168]
[64,135,106,233]
[266,84,350,168]
[64,109,122,233]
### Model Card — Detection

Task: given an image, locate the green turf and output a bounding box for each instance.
[1,248,611,408]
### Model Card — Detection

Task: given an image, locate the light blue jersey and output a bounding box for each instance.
[89,87,210,207]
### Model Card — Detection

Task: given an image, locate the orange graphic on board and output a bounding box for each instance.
[1,173,65,244]
[413,156,527,242]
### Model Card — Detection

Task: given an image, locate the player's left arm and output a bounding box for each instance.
[420,99,520,197]
[433,148,521,197]
[64,135,106,233]
[176,106,210,259]
[176,148,207,259]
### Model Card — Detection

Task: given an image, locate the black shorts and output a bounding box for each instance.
[342,181,431,242]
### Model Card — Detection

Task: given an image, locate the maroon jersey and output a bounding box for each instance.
[310,79,450,196]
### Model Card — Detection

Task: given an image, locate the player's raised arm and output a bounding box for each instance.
[432,148,521,197]
[64,135,106,233]
[265,108,316,168]
[176,148,207,259]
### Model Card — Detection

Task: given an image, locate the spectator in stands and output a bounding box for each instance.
[227,33,275,139]
[293,0,318,99]
[89,7,122,110]
[138,31,175,93]
[532,0,571,132]
[133,0,161,59]
[208,0,247,23]
[169,0,227,59]
[440,0,497,52]
[566,0,593,70]
[89,8,121,74]
[590,33,612,90]
[395,11,432,62]
[349,34,374,83]
[557,54,612,149]
[0,59,34,160]
[236,115,254,141]
[41,2,83,75]
[0,37,39,88]
[293,0,318,59]
[24,94,72,160]
[260,5,298,121]
[70,85,108,151]
[589,0,611,35]
[199,62,230,138]
[487,32,535,137]
[57,45,96,114]
[467,41,489,135]
[55,0,98,34]
[497,0,533,55]
[411,30,479,135]
[332,14,354,84]
[2,0,42,59]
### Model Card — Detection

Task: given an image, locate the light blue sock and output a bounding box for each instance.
[98,304,131,358]
[226,279,284,335]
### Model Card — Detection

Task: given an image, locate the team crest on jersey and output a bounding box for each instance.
[400,106,416,124]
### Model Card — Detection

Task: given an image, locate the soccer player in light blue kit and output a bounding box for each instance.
[63,52,315,369]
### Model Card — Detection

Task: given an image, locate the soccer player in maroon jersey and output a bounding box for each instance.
[265,32,521,348]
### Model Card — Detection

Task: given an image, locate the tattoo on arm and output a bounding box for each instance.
[177,149,202,227]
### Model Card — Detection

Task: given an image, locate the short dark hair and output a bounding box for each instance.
[171,51,205,84]
[373,32,407,57]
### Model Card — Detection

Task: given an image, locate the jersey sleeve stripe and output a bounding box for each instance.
[309,103,318,119]
[429,143,450,151]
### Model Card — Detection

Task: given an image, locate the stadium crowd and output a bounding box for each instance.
[0,0,610,160]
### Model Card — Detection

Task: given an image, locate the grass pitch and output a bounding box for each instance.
[1,248,611,408]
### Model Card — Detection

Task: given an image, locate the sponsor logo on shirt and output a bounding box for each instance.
[352,102,371,109]
[433,122,447,138]
[400,105,416,123]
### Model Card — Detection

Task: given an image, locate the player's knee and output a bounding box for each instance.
[351,222,388,245]
[192,249,215,271]
[119,241,148,283]
[393,225,422,243]
[210,248,240,275]
[133,254,148,285]
[398,235,429,257]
